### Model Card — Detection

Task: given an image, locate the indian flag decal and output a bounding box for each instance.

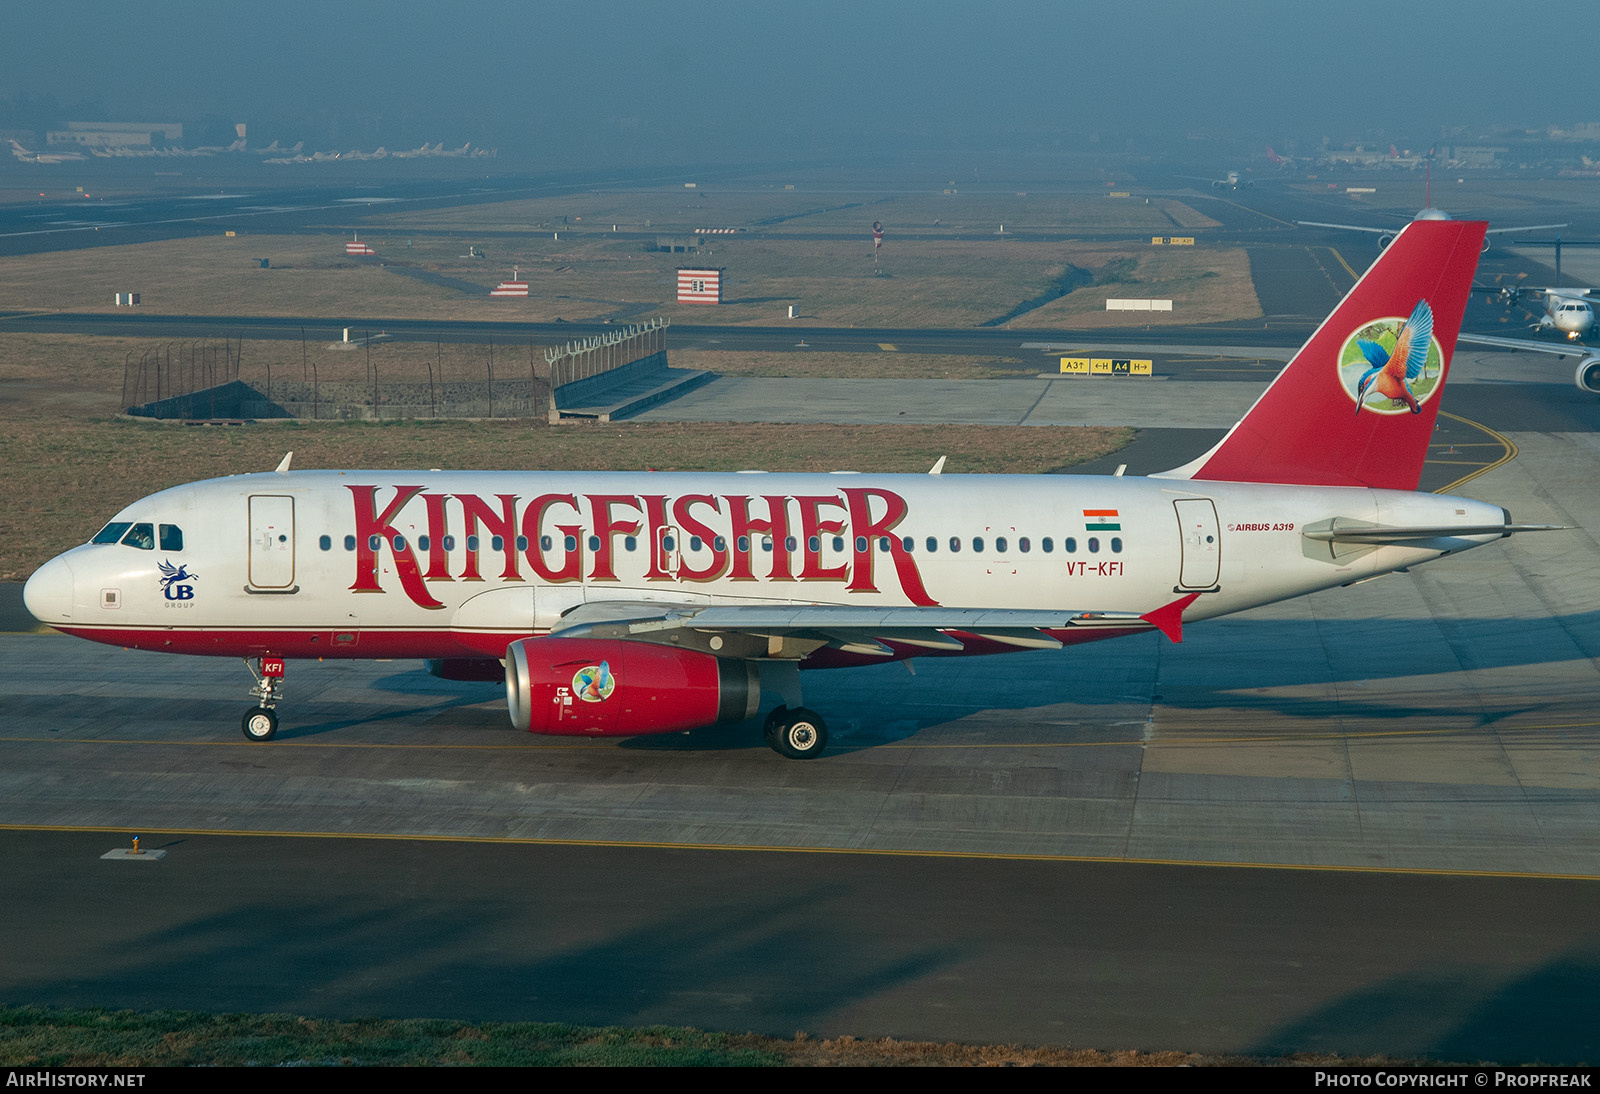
[1083,508,1121,531]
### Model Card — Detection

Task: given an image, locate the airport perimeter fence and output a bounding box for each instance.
[122,321,669,422]
[121,331,554,421]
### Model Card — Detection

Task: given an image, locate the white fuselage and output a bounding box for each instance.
[1538,292,1596,338]
[24,469,1510,664]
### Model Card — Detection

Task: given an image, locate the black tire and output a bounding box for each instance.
[242,706,278,742]
[772,708,828,760]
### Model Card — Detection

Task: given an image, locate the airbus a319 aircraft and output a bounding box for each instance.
[24,220,1553,758]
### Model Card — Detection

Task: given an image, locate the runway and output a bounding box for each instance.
[3,429,1599,1059]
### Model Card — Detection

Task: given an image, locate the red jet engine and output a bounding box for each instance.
[504,638,760,736]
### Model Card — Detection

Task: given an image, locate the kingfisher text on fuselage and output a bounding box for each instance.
[348,485,940,608]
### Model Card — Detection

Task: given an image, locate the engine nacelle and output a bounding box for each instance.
[1576,356,1600,394]
[504,638,760,736]
[1377,233,1396,251]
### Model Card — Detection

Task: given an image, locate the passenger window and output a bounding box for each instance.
[418,535,430,551]
[973,536,985,553]
[1088,537,1100,554]
[625,536,638,551]
[92,522,132,545]
[467,535,480,551]
[159,524,183,551]
[690,536,704,551]
[949,537,960,553]
[564,535,577,552]
[443,535,456,551]
[517,536,529,551]
[319,535,332,551]
[995,536,1008,553]
[1019,537,1030,553]
[925,537,938,553]
[491,536,504,552]
[832,537,844,553]
[1042,537,1053,553]
[1111,537,1123,553]
[1065,537,1077,553]
[344,535,356,551]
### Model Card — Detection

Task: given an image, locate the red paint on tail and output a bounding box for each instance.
[1169,219,1485,490]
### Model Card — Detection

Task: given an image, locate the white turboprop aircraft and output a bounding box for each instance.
[24,220,1553,758]
[1485,285,1600,340]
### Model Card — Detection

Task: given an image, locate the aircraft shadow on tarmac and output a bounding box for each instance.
[2,851,964,1034]
[1248,937,1600,1066]
[329,606,1600,753]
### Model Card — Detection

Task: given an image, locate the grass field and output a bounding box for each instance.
[377,188,1222,236]
[0,231,1260,329]
[0,1003,1394,1067]
[0,181,1256,330]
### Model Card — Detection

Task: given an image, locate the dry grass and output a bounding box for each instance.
[1006,246,1261,328]
[0,185,1249,331]
[379,188,1221,235]
[0,1003,1441,1066]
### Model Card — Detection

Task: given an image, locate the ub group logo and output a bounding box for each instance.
[1336,299,1442,416]
[158,559,198,602]
[572,661,615,703]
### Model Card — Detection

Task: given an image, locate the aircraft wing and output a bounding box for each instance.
[1458,332,1591,356]
[548,598,1198,654]
[1297,220,1390,234]
[1485,224,1568,235]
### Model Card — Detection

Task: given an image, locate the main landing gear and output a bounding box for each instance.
[764,705,828,760]
[241,656,285,742]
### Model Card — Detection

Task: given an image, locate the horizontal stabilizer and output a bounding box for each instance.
[1302,519,1561,544]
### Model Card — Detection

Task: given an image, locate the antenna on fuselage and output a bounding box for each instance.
[274,452,293,474]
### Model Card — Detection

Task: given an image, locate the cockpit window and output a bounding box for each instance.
[91,522,132,545]
[120,523,155,550]
[159,524,183,551]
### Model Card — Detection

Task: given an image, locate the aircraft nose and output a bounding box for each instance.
[22,555,74,626]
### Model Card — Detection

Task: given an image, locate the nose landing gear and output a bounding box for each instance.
[241,656,285,742]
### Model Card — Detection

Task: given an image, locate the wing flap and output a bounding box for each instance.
[548,599,1166,655]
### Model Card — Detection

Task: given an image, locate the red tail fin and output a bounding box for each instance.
[1160,219,1485,490]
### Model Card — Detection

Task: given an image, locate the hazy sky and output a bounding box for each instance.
[5,2,1582,162]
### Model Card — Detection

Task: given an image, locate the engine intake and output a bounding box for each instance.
[504,637,760,736]
[1576,356,1600,394]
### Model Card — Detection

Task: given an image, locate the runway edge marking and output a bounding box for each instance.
[3,823,1598,882]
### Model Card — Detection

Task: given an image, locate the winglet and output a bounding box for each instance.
[1140,592,1201,643]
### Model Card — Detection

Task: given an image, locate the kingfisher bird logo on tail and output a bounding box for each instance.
[1348,299,1438,416]
[1155,218,1485,492]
